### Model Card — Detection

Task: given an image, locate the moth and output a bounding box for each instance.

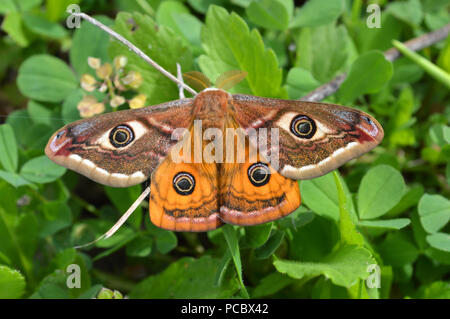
[45,77,384,232]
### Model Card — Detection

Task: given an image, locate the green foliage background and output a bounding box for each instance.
[0,0,449,299]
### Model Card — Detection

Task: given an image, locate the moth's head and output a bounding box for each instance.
[45,111,155,187]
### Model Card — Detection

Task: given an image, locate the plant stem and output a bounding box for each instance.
[392,39,450,89]
[301,23,450,102]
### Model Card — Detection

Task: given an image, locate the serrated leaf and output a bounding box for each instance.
[198,6,285,97]
[0,265,26,298]
[108,12,193,104]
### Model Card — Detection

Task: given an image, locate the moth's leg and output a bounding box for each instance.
[75,186,151,249]
[177,63,186,99]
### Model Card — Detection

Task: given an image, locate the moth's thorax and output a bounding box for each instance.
[192,88,231,129]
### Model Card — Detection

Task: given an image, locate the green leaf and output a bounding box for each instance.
[290,0,344,28]
[426,233,450,252]
[254,229,284,259]
[386,185,424,218]
[28,100,57,127]
[223,225,249,298]
[387,0,423,26]
[333,172,364,247]
[95,226,135,249]
[288,215,338,261]
[78,285,103,299]
[104,184,142,227]
[377,232,419,267]
[358,165,405,220]
[70,16,114,77]
[357,13,404,53]
[39,201,72,237]
[0,0,42,14]
[428,124,450,147]
[22,13,68,39]
[418,194,450,234]
[17,54,77,102]
[295,23,354,83]
[244,222,272,248]
[198,5,285,97]
[338,51,393,104]
[126,235,153,257]
[155,230,177,254]
[301,172,356,222]
[1,12,34,47]
[0,171,34,188]
[274,245,375,288]
[61,89,83,125]
[156,1,203,53]
[416,281,450,299]
[45,0,81,22]
[187,0,225,14]
[108,12,193,104]
[251,272,293,298]
[230,0,253,7]
[214,251,231,287]
[277,206,314,230]
[130,256,239,298]
[388,85,416,147]
[285,67,320,99]
[6,110,50,150]
[390,58,424,85]
[0,265,26,298]
[446,163,450,186]
[0,124,18,172]
[20,155,66,183]
[246,0,289,31]
[358,218,411,230]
